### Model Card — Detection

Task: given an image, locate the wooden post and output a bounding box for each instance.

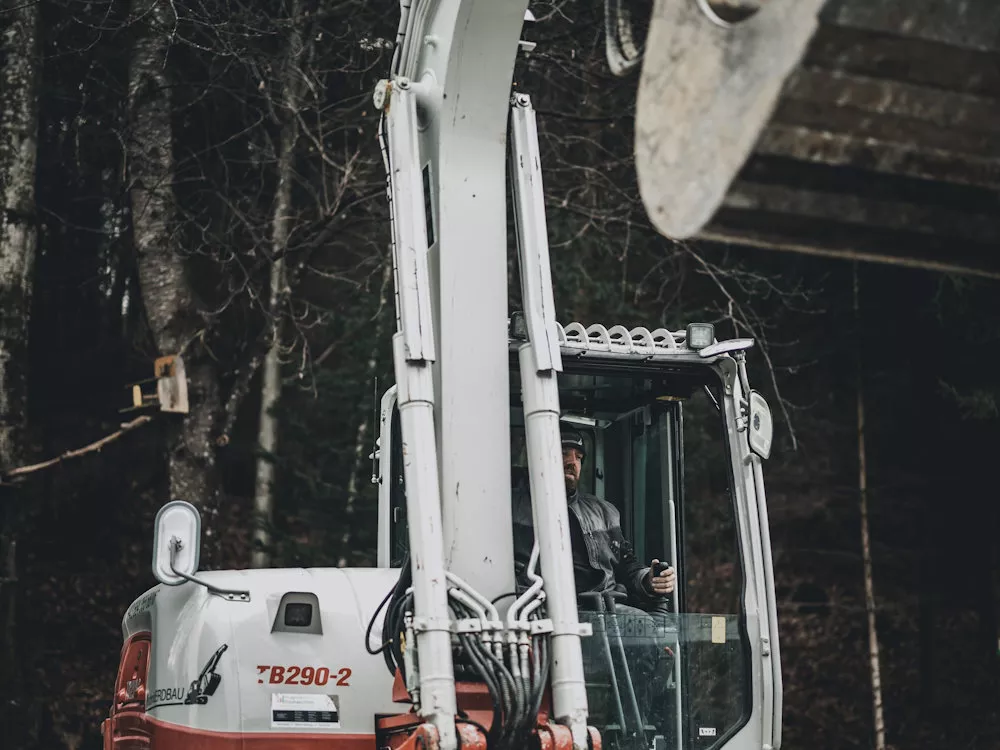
[854,263,887,750]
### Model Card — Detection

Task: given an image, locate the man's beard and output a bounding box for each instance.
[564,473,577,494]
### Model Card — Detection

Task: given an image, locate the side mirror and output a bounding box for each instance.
[152,501,202,586]
[747,391,773,459]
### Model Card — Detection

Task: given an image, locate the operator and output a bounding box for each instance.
[511,428,676,613]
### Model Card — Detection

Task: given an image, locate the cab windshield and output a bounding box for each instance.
[509,361,752,750]
[387,358,753,750]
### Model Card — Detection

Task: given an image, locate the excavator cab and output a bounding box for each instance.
[376,320,778,750]
[511,348,751,750]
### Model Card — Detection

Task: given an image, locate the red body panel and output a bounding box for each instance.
[103,714,375,749]
[104,639,596,750]
[104,630,375,749]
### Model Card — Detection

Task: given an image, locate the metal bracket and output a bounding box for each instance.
[545,621,592,637]
[529,619,554,635]
[168,539,250,602]
[451,619,483,634]
[411,616,455,634]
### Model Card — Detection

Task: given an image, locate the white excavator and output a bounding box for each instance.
[101,2,826,749]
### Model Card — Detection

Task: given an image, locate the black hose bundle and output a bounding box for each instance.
[510,608,551,748]
[365,554,414,680]
[367,560,555,749]
[448,596,553,750]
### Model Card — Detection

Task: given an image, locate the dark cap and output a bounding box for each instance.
[560,428,586,458]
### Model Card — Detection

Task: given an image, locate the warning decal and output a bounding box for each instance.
[270,692,340,729]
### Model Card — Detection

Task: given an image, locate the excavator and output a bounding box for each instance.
[102,1,826,749]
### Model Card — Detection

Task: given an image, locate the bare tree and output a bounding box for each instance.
[0,0,41,741]
[252,0,307,569]
[127,0,223,547]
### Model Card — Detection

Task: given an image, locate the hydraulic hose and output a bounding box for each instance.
[457,630,503,746]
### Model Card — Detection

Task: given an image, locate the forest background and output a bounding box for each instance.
[0,0,998,748]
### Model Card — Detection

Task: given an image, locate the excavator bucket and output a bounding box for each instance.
[634,0,827,239]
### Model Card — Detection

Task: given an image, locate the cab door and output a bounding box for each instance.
[602,382,765,750]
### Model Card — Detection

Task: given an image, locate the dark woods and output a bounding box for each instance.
[0,1,997,748]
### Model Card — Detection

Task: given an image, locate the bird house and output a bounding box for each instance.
[124,355,189,414]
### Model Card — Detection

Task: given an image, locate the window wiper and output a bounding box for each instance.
[703,385,721,412]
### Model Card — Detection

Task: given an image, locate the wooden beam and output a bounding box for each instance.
[699,208,1000,280]
[772,99,1000,161]
[755,123,1000,189]
[783,68,1000,134]
[804,25,1000,98]
[737,155,999,214]
[698,228,1000,280]
[821,0,1000,54]
[723,181,1000,245]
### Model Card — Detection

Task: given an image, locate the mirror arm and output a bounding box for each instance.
[733,354,754,433]
[168,538,250,602]
[734,352,752,395]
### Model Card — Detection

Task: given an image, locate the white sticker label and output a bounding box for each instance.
[711,616,726,644]
[270,693,340,729]
[699,727,717,737]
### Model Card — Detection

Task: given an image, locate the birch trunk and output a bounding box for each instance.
[0,0,41,742]
[251,4,305,568]
[854,264,886,750]
[128,0,222,552]
[250,251,286,568]
[251,124,295,569]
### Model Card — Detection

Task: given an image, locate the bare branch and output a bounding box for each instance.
[683,244,800,450]
[3,416,154,483]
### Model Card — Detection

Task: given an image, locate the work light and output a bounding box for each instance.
[686,323,715,350]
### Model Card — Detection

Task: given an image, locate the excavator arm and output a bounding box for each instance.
[373,2,810,749]
[375,3,593,748]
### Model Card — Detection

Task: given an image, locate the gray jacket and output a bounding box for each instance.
[512,487,667,611]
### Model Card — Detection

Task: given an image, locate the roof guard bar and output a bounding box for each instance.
[629,327,656,352]
[552,319,750,355]
[586,324,612,349]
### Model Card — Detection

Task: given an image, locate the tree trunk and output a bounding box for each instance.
[250,126,293,569]
[854,263,886,750]
[918,496,935,708]
[250,247,287,569]
[0,0,41,743]
[988,497,1000,697]
[250,2,306,569]
[127,0,222,553]
[338,262,392,567]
